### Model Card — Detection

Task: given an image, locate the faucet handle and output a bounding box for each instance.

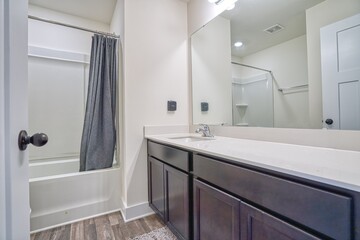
[196,124,213,137]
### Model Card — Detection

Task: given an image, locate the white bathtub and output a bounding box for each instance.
[29,159,121,233]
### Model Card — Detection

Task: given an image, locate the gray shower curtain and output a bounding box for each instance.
[80,34,118,171]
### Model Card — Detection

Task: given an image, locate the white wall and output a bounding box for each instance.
[238,35,310,129]
[28,5,109,53]
[306,0,360,128]
[110,0,125,44]
[188,0,231,35]
[191,16,232,125]
[123,0,188,207]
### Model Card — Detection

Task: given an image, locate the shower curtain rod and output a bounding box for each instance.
[28,15,120,39]
[231,62,272,73]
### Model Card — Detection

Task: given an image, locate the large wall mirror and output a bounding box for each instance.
[191,0,360,130]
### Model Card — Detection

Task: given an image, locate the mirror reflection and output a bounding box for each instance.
[191,0,360,130]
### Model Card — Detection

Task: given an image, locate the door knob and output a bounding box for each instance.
[325,119,334,125]
[18,130,48,151]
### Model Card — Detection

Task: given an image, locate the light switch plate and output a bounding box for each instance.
[201,102,209,112]
[168,101,177,111]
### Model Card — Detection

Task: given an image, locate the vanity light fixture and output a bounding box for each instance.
[234,41,243,47]
[208,0,238,9]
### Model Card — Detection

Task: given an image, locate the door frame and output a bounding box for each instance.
[0,0,6,238]
[0,0,30,239]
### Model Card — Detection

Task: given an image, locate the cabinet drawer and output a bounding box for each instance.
[148,141,190,172]
[193,155,352,240]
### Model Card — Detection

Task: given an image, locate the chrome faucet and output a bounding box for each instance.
[195,124,214,137]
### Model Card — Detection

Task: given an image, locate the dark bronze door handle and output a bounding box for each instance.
[18,130,48,151]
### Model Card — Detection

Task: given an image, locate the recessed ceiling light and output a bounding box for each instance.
[234,41,243,47]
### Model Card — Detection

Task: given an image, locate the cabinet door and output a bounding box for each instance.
[148,157,165,220]
[194,179,240,240]
[165,165,190,240]
[241,203,320,240]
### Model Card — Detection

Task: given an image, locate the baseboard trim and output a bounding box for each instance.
[31,201,155,234]
[121,201,154,223]
[30,208,122,234]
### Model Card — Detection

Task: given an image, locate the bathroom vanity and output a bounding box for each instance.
[146,134,360,240]
[148,141,191,239]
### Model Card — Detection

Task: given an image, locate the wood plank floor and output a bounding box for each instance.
[30,212,168,240]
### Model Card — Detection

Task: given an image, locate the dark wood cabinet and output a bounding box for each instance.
[241,203,320,240]
[194,179,240,240]
[193,179,321,240]
[148,156,165,220]
[148,141,190,240]
[193,154,351,240]
[165,165,190,240]
[148,140,359,240]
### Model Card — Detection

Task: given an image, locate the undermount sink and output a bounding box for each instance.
[168,136,215,143]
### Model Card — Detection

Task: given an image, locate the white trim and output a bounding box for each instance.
[118,197,126,220]
[29,158,79,167]
[0,0,6,238]
[124,211,155,223]
[30,165,120,182]
[30,208,123,234]
[121,201,154,223]
[30,201,155,234]
[3,0,30,238]
[28,45,90,64]
[119,198,155,223]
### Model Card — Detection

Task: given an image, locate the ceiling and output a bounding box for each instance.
[29,0,117,24]
[220,0,325,58]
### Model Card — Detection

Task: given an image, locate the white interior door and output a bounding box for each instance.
[321,13,360,130]
[0,0,30,239]
[0,0,5,238]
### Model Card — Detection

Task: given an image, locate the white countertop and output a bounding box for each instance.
[145,133,360,192]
